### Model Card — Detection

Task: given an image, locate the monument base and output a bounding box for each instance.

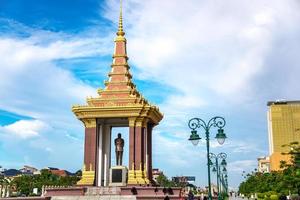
[42,186,182,200]
[109,166,128,187]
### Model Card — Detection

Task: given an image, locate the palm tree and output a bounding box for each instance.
[0,178,10,197]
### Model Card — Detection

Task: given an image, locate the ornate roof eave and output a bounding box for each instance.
[72,104,163,125]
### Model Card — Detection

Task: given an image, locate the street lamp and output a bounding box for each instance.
[224,169,229,193]
[188,116,227,200]
[209,152,227,200]
[219,164,228,196]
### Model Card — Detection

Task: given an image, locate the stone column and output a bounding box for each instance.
[128,117,150,185]
[97,123,104,186]
[96,123,111,186]
[129,118,135,170]
[143,120,150,184]
[77,118,97,186]
[135,126,142,170]
[128,118,137,184]
[134,118,145,184]
[147,123,154,183]
[103,124,111,186]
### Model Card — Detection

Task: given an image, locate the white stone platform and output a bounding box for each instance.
[86,187,121,195]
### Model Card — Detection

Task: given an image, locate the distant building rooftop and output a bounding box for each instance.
[267,100,300,106]
[49,169,75,177]
[172,176,196,183]
[20,165,38,174]
[257,156,270,161]
[45,167,59,170]
[3,169,21,177]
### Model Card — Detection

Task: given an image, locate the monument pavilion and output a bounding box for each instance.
[72,2,163,187]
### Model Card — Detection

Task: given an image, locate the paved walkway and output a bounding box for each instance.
[229,196,245,200]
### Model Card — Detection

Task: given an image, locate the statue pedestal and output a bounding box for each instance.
[109,166,128,187]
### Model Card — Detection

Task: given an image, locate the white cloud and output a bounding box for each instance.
[0,21,105,171]
[153,130,206,167]
[2,120,48,139]
[105,0,300,104]
[228,160,257,173]
[0,25,102,120]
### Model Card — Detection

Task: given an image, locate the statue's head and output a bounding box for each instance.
[118,133,121,138]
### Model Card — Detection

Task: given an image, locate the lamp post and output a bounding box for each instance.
[220,158,228,195]
[188,116,227,200]
[209,152,227,200]
[219,165,228,197]
[223,173,228,195]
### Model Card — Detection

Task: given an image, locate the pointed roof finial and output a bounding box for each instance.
[117,0,125,36]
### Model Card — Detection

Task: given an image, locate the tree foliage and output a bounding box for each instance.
[10,169,80,196]
[156,174,186,188]
[238,142,300,196]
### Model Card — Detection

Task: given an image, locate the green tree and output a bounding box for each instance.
[11,169,80,196]
[238,142,300,196]
[155,174,180,187]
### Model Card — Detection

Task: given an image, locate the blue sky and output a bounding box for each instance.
[1,0,300,189]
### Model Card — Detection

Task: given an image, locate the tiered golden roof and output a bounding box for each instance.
[72,0,163,126]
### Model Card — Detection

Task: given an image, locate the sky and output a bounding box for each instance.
[0,0,300,189]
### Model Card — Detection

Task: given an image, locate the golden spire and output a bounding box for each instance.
[117,0,125,36]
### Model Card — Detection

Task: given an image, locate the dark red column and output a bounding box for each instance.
[143,126,147,172]
[84,127,97,171]
[135,126,143,170]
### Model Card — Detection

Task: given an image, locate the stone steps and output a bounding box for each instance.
[85,187,121,196]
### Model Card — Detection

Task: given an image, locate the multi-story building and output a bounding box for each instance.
[0,166,5,174]
[172,176,196,185]
[267,100,300,171]
[19,165,38,175]
[257,156,270,173]
[152,168,163,183]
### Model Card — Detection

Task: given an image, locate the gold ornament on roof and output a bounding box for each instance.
[117,0,125,36]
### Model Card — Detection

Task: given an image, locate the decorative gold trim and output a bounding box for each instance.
[108,72,132,79]
[72,105,163,125]
[135,117,144,127]
[77,164,95,186]
[142,118,149,128]
[115,36,127,42]
[102,80,134,85]
[99,89,132,94]
[128,170,137,185]
[128,163,137,184]
[81,118,97,128]
[111,63,129,67]
[143,174,150,184]
[113,54,128,59]
[135,169,145,184]
[129,117,136,127]
[143,163,150,184]
[116,0,125,37]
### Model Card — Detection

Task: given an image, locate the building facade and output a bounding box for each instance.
[257,156,270,173]
[19,165,38,175]
[267,100,300,171]
[152,168,163,183]
[172,176,196,185]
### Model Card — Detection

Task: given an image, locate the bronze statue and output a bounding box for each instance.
[114,133,124,166]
